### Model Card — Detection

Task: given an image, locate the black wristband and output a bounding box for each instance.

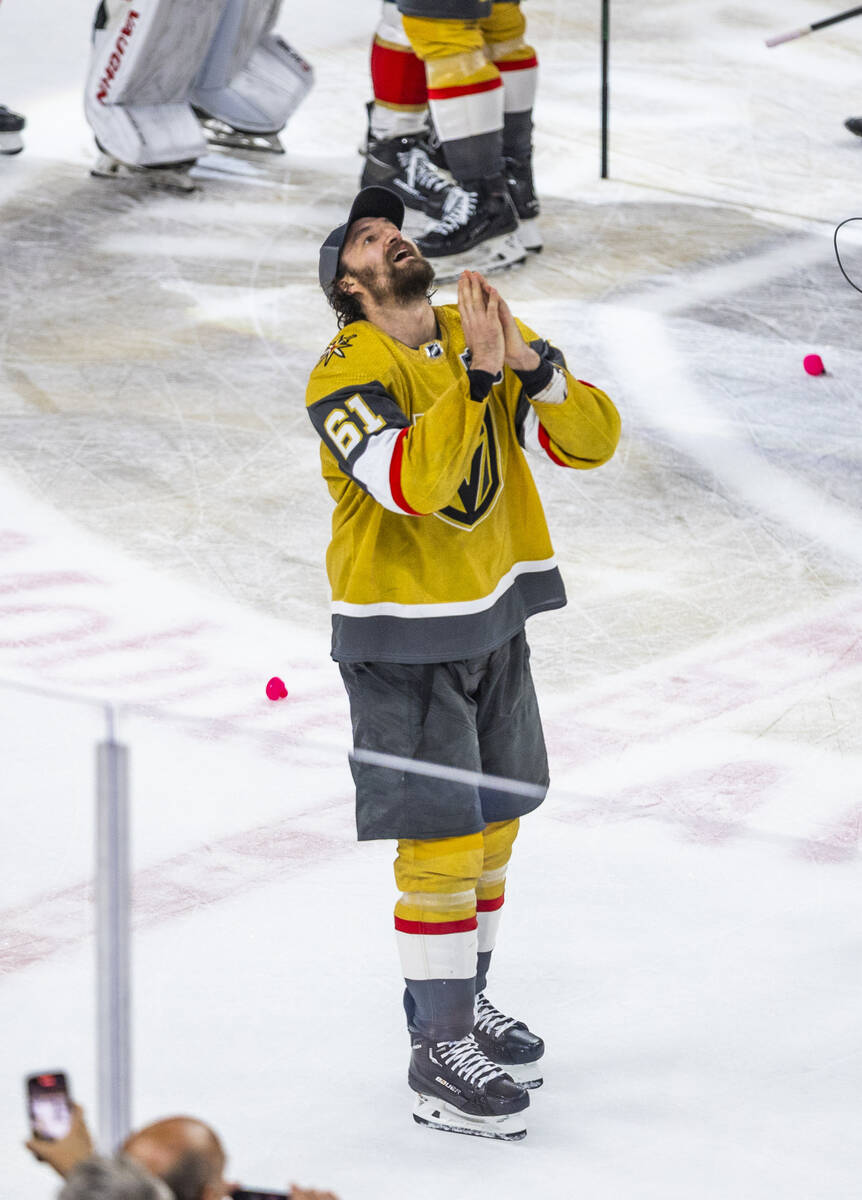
[467,367,500,402]
[514,357,555,397]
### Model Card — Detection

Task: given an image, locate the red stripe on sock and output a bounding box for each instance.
[538,423,571,468]
[476,895,505,912]
[371,41,428,106]
[395,915,478,935]
[389,427,423,514]
[497,56,539,72]
[427,76,504,102]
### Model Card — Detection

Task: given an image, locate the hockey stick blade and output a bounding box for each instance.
[765,27,810,46]
[766,3,862,45]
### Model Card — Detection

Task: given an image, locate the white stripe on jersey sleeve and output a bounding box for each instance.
[350,427,408,514]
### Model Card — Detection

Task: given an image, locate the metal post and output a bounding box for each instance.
[96,705,132,1153]
[601,0,610,179]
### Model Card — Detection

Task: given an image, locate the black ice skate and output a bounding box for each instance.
[409,1032,529,1141]
[505,155,542,253]
[845,116,862,137]
[360,119,453,218]
[0,106,25,156]
[415,177,525,281]
[473,992,545,1089]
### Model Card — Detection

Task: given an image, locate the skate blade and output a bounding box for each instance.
[90,154,197,193]
[412,1093,527,1141]
[199,118,285,156]
[518,217,543,253]
[0,134,23,155]
[429,231,527,283]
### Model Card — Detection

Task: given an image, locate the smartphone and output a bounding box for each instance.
[231,1191,291,1200]
[25,1072,72,1141]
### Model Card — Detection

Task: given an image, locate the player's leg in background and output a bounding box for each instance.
[475,817,518,996]
[361,1,452,216]
[399,3,524,267]
[0,0,26,155]
[481,0,541,250]
[473,818,544,1087]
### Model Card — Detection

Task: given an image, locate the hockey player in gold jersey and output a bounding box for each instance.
[307,186,620,1140]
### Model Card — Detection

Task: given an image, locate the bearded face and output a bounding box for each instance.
[347,239,435,306]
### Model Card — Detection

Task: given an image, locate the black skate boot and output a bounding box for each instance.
[845,116,862,137]
[473,992,545,1089]
[409,1032,529,1140]
[0,106,25,156]
[415,176,526,279]
[361,107,453,218]
[504,155,542,253]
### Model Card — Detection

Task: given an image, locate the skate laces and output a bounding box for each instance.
[437,1033,506,1087]
[398,146,450,198]
[427,186,477,235]
[475,993,518,1039]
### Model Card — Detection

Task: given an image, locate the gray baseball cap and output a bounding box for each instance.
[318,186,405,296]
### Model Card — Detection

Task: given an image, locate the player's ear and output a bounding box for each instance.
[337,272,357,297]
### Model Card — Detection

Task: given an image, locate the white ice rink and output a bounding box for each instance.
[1,1,861,1197]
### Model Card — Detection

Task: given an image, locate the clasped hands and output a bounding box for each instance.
[457,269,540,378]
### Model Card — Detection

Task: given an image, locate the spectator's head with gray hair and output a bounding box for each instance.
[58,1155,173,1200]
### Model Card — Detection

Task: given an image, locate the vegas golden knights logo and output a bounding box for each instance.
[436,408,502,530]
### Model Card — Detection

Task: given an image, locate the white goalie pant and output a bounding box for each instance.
[192,0,314,136]
[85,0,313,168]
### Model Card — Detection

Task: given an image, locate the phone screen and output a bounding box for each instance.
[26,1073,72,1141]
[231,1190,290,1200]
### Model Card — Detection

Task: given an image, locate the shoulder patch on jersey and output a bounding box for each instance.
[319,331,358,367]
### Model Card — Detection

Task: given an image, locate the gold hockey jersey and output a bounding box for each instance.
[305,303,620,663]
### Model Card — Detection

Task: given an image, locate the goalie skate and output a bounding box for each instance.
[195,113,285,155]
[90,150,197,193]
[412,1092,527,1141]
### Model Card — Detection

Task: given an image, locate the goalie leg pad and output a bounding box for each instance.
[85,0,226,166]
[192,0,314,134]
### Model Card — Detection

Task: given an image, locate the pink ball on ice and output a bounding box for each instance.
[803,354,824,376]
[265,676,288,701]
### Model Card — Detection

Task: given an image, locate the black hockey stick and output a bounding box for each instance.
[600,0,610,178]
[834,217,862,293]
[766,4,862,47]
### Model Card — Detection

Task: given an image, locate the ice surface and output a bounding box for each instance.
[1,1,861,1198]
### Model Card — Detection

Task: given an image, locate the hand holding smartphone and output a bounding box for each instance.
[26,1073,72,1142]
